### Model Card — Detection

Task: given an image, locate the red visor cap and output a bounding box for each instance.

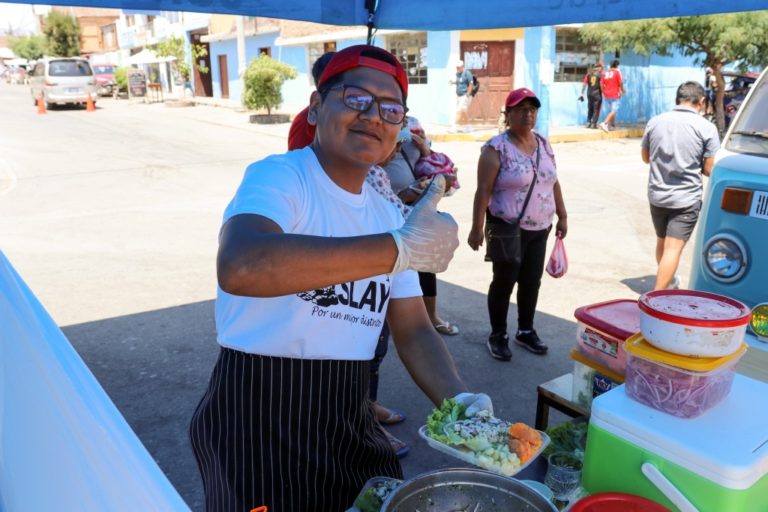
[317,45,408,99]
[505,88,541,108]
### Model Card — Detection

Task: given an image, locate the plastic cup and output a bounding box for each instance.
[544,452,583,502]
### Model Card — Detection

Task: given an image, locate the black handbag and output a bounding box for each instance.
[484,139,540,264]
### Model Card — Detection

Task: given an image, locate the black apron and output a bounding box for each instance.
[190,347,402,512]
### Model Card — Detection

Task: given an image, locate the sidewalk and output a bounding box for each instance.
[189,95,645,143]
[426,123,645,144]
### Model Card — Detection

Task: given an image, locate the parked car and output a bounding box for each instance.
[29,57,97,108]
[92,63,117,96]
[689,66,768,349]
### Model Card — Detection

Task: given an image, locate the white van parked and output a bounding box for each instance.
[29,57,97,108]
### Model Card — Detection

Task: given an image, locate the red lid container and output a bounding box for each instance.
[574,299,640,375]
[569,492,671,512]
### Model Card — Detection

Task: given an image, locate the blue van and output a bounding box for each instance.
[689,66,768,351]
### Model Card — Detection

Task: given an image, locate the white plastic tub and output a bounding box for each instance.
[638,290,751,357]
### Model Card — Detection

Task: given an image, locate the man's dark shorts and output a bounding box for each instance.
[650,201,702,241]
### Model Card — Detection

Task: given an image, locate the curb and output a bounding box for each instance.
[431,126,645,144]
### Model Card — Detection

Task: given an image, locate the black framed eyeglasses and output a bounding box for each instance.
[330,84,408,125]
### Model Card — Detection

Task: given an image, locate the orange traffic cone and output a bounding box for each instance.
[36,94,46,115]
[86,93,95,112]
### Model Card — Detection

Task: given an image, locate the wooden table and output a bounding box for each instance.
[535,372,589,430]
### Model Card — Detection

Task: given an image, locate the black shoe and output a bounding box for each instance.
[487,332,512,361]
[514,330,548,355]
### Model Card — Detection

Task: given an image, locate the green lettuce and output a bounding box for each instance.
[426,398,467,444]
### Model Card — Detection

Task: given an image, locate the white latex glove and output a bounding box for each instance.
[389,175,459,274]
[454,392,494,418]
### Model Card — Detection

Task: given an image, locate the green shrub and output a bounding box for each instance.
[242,54,297,115]
[114,67,129,92]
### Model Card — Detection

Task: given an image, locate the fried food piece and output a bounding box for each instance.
[508,438,536,463]
[509,422,542,448]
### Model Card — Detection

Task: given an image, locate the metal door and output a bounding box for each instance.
[460,41,515,126]
[218,55,229,99]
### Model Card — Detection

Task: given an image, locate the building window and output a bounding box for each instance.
[259,47,271,57]
[388,32,427,85]
[554,27,600,83]
[125,15,135,27]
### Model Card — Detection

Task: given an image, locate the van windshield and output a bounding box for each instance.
[49,60,93,77]
[725,71,768,157]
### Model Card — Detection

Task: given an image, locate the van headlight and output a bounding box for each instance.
[704,235,746,282]
[751,303,768,340]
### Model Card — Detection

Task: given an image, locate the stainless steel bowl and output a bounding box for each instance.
[380,467,557,511]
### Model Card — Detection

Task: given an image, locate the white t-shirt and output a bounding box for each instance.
[215,147,422,360]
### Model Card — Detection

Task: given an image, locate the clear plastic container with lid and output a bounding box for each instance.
[574,299,640,375]
[623,333,747,419]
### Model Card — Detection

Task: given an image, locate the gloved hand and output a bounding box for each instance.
[389,175,459,274]
[454,392,494,417]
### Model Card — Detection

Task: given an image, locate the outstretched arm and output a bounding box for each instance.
[217,214,399,297]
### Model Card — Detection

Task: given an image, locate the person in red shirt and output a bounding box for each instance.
[599,59,625,132]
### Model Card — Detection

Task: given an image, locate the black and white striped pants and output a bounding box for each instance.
[189,347,402,512]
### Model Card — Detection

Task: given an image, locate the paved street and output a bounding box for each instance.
[0,82,692,510]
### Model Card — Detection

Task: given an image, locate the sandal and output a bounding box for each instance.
[385,430,410,459]
[375,403,407,425]
[434,321,459,336]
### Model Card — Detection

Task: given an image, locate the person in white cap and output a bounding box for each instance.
[450,59,475,132]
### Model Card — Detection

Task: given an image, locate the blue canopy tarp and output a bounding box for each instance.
[3,0,768,29]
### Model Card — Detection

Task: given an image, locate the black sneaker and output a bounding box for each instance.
[487,332,512,361]
[514,330,548,355]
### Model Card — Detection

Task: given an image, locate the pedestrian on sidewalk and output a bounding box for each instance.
[467,87,568,361]
[190,44,493,512]
[641,81,719,290]
[599,59,625,132]
[579,62,603,129]
[450,60,474,133]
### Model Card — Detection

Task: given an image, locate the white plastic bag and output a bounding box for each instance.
[546,236,568,278]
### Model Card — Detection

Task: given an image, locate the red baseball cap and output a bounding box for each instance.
[505,88,541,108]
[317,44,408,98]
[287,106,315,150]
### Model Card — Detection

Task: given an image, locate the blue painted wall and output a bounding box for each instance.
[208,32,279,102]
[551,49,706,128]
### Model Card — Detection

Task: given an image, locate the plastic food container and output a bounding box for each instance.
[638,289,751,357]
[624,333,746,419]
[417,425,550,477]
[571,349,624,409]
[574,299,640,375]
[350,476,401,512]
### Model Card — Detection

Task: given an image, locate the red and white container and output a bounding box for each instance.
[574,299,640,375]
[638,290,751,357]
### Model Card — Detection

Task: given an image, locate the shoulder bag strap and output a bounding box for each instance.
[400,147,416,178]
[516,138,540,223]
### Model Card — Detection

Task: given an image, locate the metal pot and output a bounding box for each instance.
[380,467,557,512]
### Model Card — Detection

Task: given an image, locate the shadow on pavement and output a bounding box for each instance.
[62,279,578,511]
[620,274,656,295]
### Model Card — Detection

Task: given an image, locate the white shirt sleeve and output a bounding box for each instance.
[222,153,307,232]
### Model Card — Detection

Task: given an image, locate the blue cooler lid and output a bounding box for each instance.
[590,375,768,489]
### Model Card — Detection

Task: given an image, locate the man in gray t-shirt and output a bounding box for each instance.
[641,81,720,290]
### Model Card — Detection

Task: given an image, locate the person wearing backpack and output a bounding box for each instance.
[450,59,475,132]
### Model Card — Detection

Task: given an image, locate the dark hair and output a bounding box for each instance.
[317,47,406,102]
[676,81,706,105]
[311,51,335,85]
[611,59,620,68]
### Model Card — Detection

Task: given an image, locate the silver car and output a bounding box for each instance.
[29,58,97,108]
